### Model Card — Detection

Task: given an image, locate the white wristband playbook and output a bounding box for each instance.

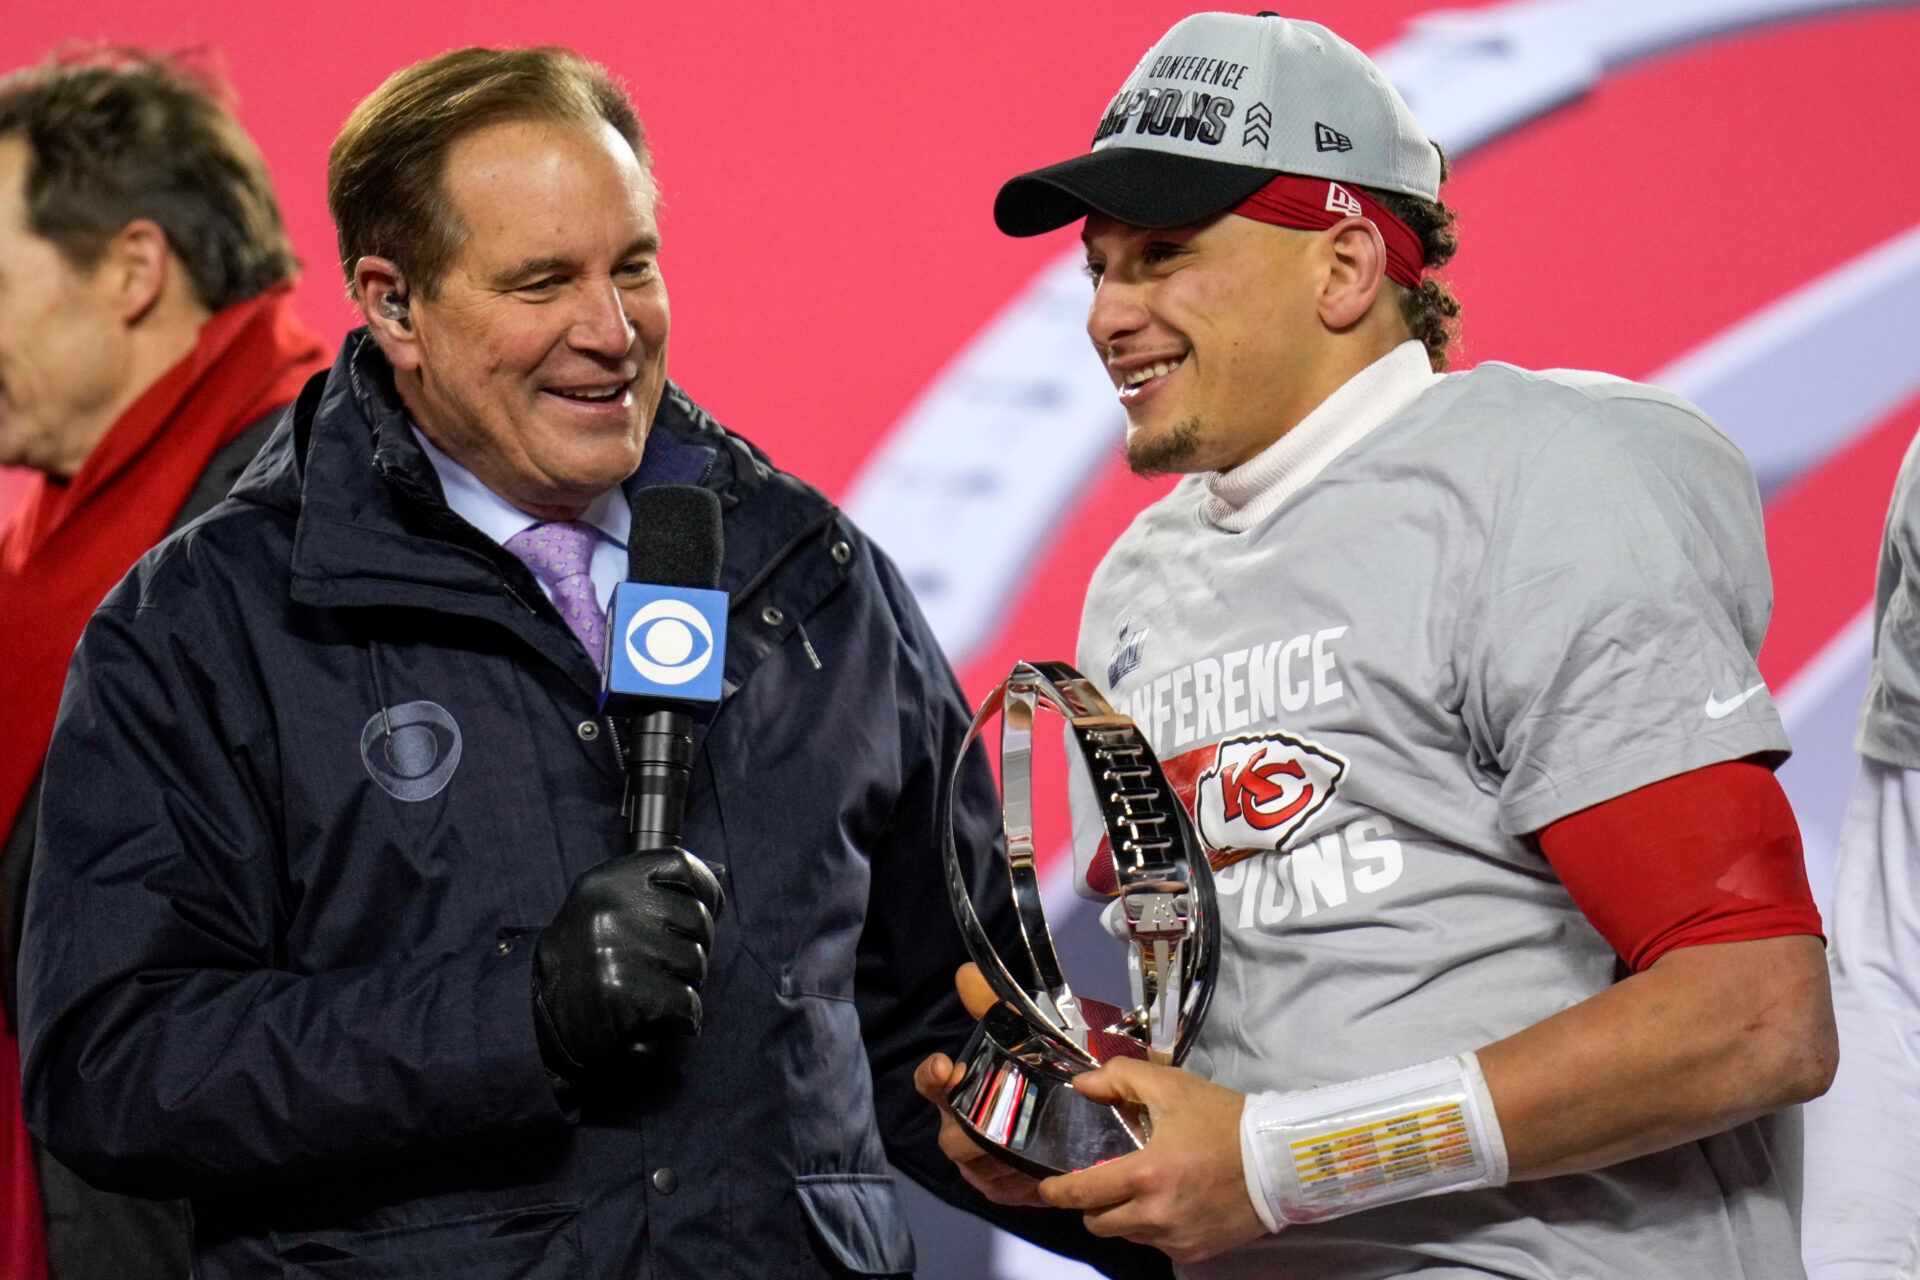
[1240,1051,1510,1230]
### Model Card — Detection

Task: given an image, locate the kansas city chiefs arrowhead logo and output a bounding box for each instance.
[1196,731,1347,852]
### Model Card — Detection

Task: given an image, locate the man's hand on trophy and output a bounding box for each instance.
[912,963,1048,1207]
[1037,1059,1267,1265]
[531,847,724,1083]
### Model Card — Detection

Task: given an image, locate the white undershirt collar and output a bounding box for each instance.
[1201,340,1440,533]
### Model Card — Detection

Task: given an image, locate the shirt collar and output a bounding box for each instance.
[1201,340,1440,533]
[410,425,630,551]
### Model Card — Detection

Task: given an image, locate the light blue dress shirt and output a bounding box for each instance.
[411,426,630,611]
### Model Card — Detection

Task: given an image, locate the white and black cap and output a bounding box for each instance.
[995,11,1440,237]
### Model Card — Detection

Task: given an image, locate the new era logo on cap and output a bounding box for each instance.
[1315,121,1353,153]
[1325,182,1362,217]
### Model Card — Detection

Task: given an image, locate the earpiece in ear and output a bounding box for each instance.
[381,293,411,325]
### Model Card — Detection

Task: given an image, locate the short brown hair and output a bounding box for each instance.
[1361,145,1462,371]
[327,47,645,300]
[0,48,298,311]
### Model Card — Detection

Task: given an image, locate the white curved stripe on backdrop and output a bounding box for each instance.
[1653,224,1920,494]
[845,0,1920,666]
[1377,0,1913,154]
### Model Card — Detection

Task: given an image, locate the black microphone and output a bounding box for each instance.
[601,485,727,853]
[534,487,728,1079]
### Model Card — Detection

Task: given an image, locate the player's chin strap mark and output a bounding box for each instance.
[1240,1051,1510,1230]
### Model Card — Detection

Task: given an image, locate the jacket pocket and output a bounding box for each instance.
[275,1202,580,1278]
[794,1174,914,1277]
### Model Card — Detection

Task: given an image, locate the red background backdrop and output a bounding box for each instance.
[5,5,1916,1271]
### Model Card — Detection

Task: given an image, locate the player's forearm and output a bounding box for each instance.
[1476,934,1836,1181]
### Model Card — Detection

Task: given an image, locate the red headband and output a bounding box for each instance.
[1231,174,1425,289]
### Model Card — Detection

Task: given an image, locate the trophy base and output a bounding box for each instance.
[945,1007,1147,1178]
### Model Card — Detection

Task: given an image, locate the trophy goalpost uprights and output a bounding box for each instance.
[942,660,1219,1176]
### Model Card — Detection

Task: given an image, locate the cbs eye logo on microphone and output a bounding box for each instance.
[604,585,728,705]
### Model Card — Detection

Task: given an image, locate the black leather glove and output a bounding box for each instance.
[532,847,724,1081]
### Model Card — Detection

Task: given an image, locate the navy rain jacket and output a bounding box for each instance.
[20,335,1166,1279]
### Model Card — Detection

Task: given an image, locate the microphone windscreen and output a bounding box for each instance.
[627,486,723,588]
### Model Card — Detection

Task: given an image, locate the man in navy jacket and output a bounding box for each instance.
[18,45,1164,1280]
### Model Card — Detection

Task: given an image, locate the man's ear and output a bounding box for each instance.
[1318,216,1389,331]
[353,256,421,372]
[97,219,177,326]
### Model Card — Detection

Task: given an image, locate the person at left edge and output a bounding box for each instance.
[0,50,327,1280]
[16,46,1167,1280]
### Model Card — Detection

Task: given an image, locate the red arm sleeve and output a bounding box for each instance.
[1536,760,1824,973]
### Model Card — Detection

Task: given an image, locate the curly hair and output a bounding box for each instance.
[1360,145,1461,371]
[0,48,298,311]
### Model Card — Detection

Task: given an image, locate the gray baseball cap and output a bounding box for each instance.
[995,11,1441,237]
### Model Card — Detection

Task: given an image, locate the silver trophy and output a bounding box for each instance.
[942,660,1217,1177]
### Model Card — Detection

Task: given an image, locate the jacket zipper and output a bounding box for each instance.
[796,621,824,671]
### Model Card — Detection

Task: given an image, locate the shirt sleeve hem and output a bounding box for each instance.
[1498,722,1791,836]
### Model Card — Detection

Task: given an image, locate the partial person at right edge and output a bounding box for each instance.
[0,50,326,1280]
[1803,430,1920,1278]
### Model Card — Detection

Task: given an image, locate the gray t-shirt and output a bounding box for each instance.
[1074,363,1800,1279]
[1858,429,1920,768]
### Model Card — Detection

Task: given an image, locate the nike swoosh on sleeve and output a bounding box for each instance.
[1704,683,1768,719]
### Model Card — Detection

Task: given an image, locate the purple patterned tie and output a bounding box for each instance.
[506,521,607,671]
